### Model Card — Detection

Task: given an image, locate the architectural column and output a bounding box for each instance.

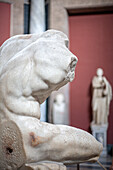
[30,0,46,121]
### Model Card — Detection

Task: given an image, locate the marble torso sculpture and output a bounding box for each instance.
[0,30,102,169]
[92,68,112,125]
[53,93,65,124]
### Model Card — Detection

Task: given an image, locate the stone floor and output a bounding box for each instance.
[66,155,112,170]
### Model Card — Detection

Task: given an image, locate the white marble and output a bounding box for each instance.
[92,68,112,125]
[20,162,66,170]
[52,93,66,124]
[0,30,102,169]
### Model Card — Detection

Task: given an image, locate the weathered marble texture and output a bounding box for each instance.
[20,162,66,170]
[0,30,103,169]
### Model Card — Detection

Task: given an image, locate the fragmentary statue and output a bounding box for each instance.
[92,68,112,125]
[0,30,103,169]
[52,93,65,124]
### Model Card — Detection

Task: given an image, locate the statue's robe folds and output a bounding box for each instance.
[92,76,112,124]
[0,30,103,169]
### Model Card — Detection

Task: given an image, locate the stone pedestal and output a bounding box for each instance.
[91,124,108,155]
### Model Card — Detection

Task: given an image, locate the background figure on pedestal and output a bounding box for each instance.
[52,93,66,124]
[91,68,112,155]
[92,68,112,125]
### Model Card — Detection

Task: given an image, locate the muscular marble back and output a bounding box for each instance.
[0,30,77,120]
[0,30,102,170]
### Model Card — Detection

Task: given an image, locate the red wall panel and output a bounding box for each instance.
[0,2,10,46]
[69,13,113,144]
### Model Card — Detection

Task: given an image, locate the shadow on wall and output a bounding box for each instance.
[88,83,93,133]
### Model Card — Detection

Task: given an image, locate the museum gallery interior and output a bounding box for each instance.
[0,0,113,169]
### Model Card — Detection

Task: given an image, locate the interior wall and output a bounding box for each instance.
[49,0,113,128]
[69,13,113,144]
[0,2,10,46]
[0,0,24,40]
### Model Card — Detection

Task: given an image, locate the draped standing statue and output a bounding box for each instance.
[92,68,112,125]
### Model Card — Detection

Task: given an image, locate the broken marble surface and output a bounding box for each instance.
[0,30,102,169]
[20,162,66,170]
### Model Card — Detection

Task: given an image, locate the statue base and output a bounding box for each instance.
[19,162,67,170]
[91,123,108,156]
